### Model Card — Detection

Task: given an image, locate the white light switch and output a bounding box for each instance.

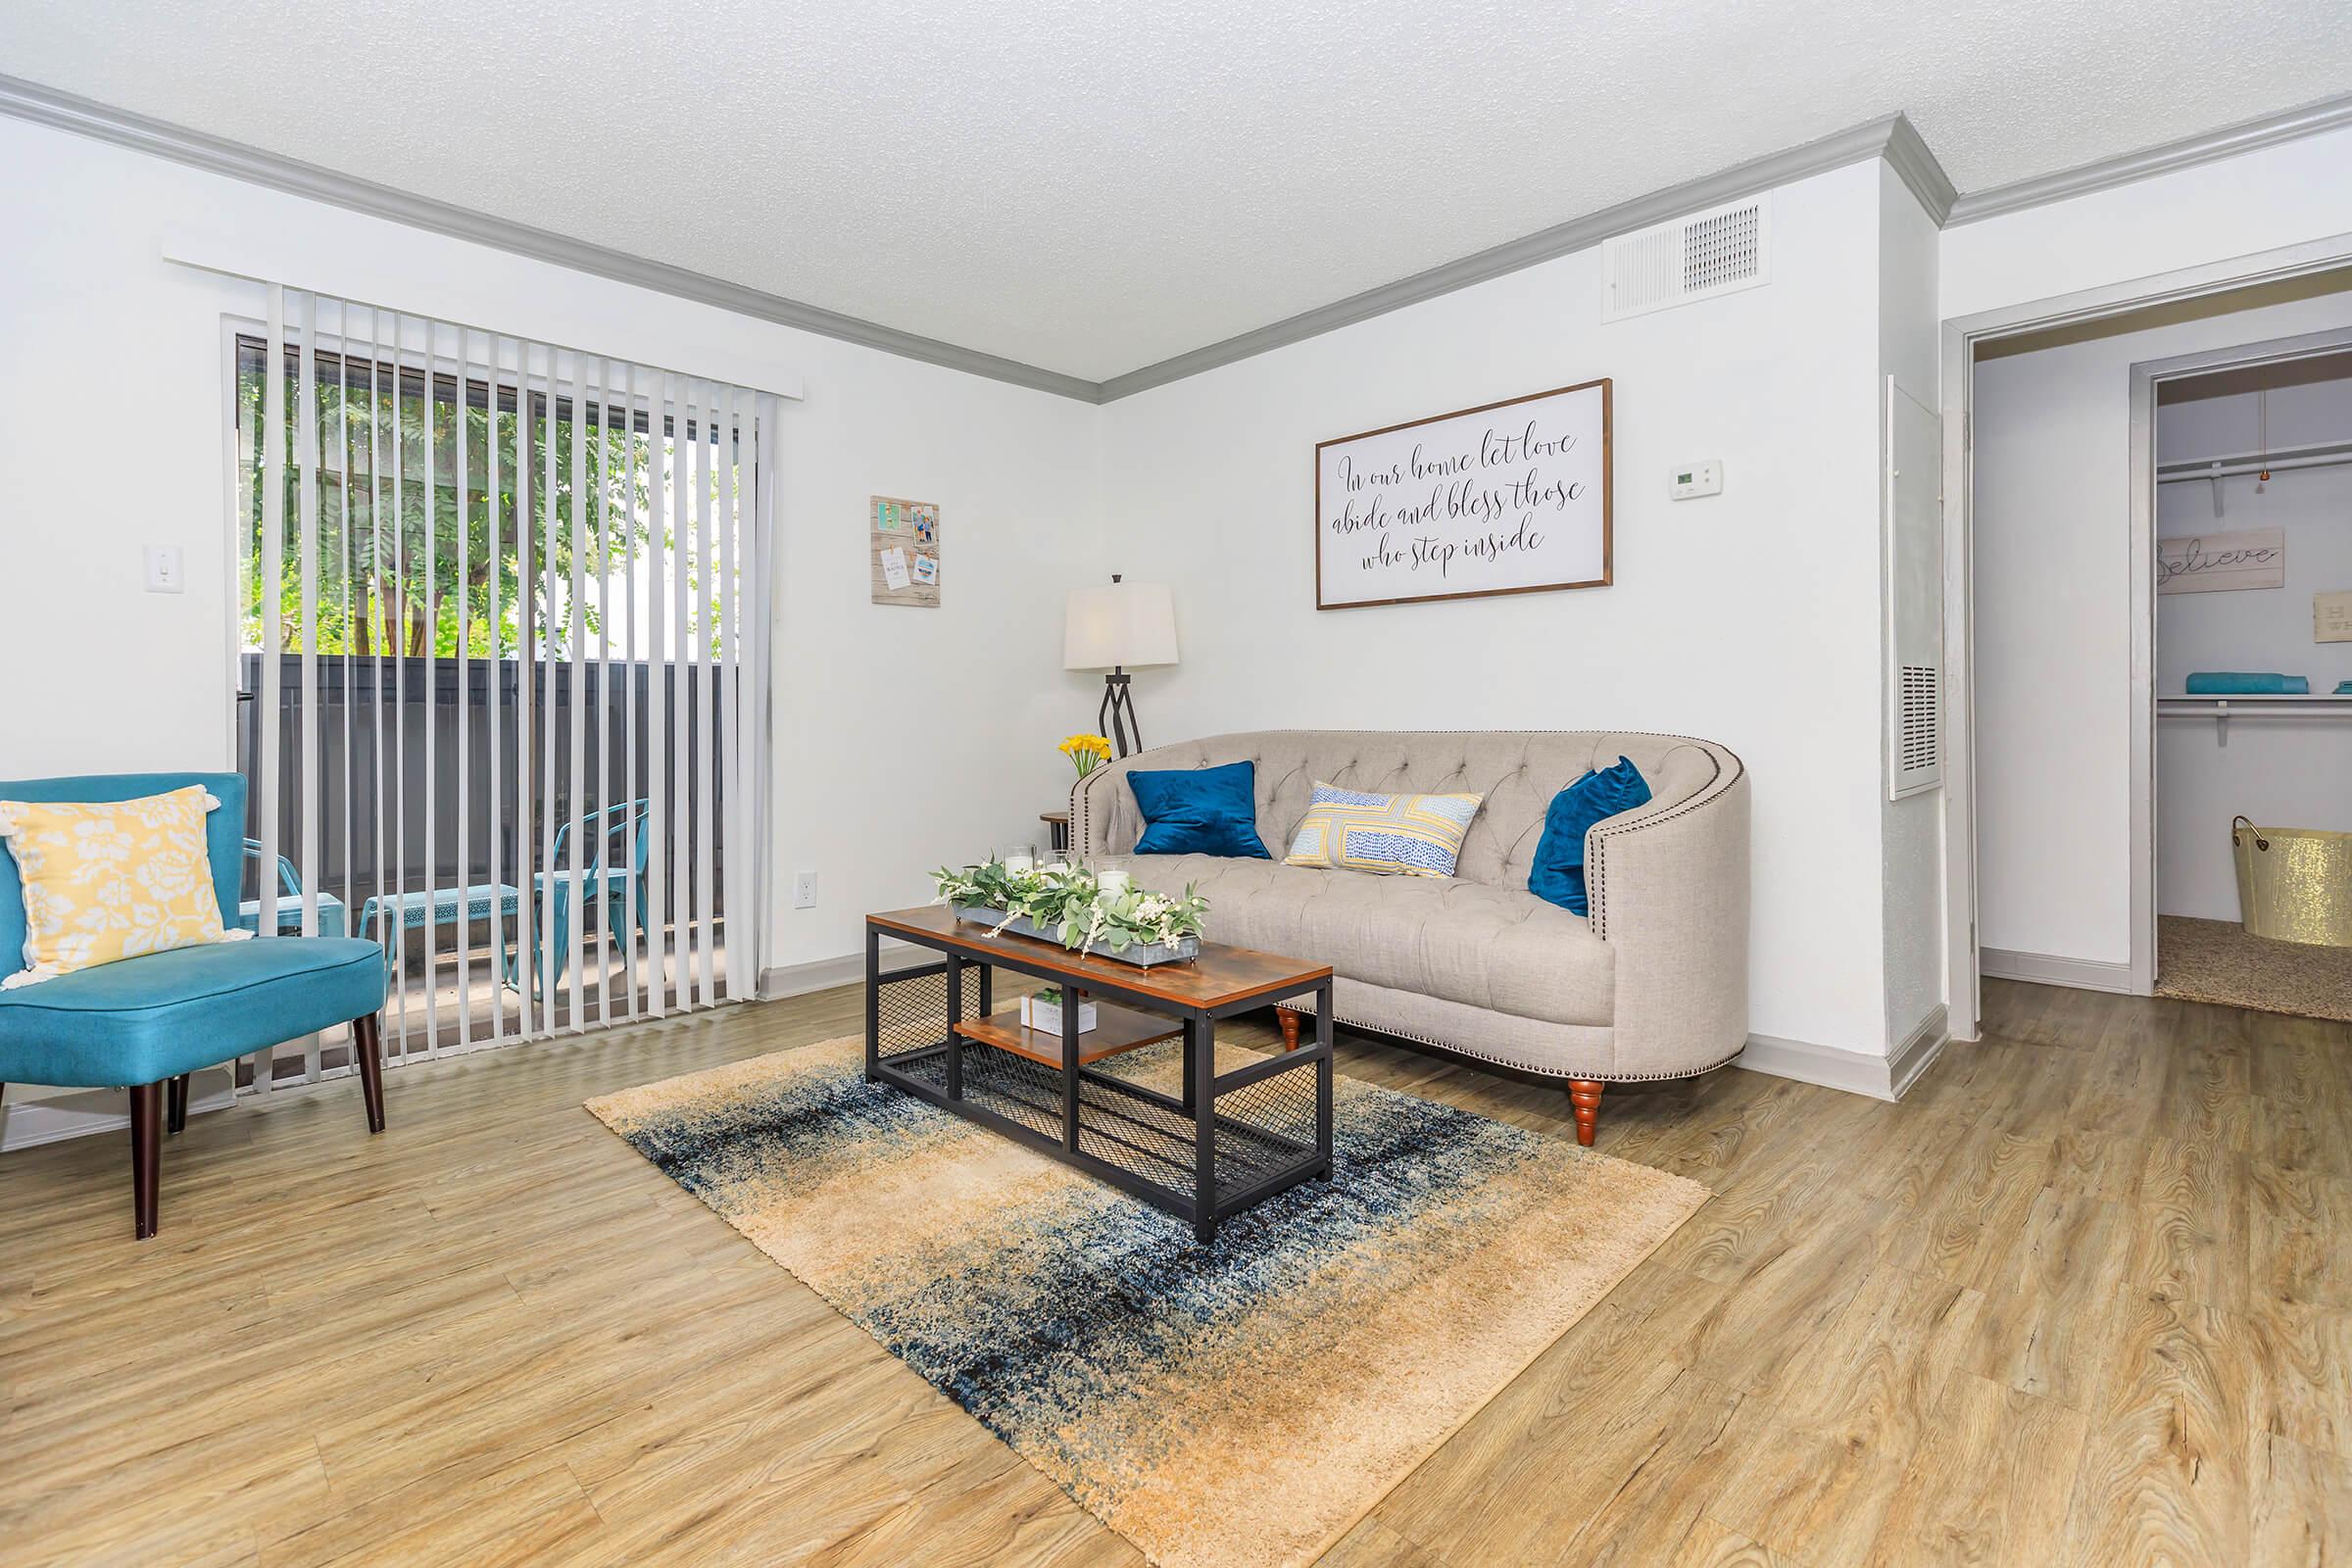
[1670,461,1724,500]
[144,546,185,593]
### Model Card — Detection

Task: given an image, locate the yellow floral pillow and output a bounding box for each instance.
[0,786,250,989]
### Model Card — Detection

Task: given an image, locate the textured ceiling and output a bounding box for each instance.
[3,1,2348,381]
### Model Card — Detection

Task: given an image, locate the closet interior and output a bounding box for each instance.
[2154,350,2352,1018]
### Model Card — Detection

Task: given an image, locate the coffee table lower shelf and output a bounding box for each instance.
[862,906,1336,1241]
[881,1041,1323,1220]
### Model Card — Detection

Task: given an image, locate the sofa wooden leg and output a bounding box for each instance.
[353,1013,386,1135]
[167,1074,189,1135]
[1276,1008,1301,1052]
[1568,1079,1603,1147]
[128,1082,162,1240]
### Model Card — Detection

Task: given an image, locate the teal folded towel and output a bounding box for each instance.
[2185,672,2309,695]
[2338,680,2352,696]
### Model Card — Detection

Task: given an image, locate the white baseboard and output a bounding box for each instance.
[758,938,930,1001]
[761,942,1960,1107]
[1980,947,2137,995]
[1738,1034,1901,1100]
[0,1068,237,1154]
[1888,1004,1951,1099]
[1738,1004,1951,1103]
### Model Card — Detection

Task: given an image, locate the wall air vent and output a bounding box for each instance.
[1885,378,1945,800]
[1897,665,1940,774]
[1600,193,1772,322]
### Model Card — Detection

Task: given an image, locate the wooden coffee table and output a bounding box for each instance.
[864,905,1335,1241]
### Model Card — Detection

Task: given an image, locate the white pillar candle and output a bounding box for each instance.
[1004,853,1035,875]
[1097,868,1131,897]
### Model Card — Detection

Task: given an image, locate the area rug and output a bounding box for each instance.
[2157,913,2352,1022]
[587,1035,1707,1568]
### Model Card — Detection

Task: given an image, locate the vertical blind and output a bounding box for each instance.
[233,285,777,1089]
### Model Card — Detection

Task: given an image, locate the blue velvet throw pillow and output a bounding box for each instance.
[1529,757,1652,916]
[1127,760,1272,858]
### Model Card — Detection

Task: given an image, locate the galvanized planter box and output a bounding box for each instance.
[950,904,1201,966]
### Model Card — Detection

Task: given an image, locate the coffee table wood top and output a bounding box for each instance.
[867,904,1330,1011]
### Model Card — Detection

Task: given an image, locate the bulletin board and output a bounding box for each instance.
[870,496,942,607]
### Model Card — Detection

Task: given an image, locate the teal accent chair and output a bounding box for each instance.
[0,773,387,1240]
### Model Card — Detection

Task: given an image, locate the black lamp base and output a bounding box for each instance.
[1099,669,1142,757]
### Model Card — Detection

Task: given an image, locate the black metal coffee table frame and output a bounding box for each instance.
[863,909,1334,1242]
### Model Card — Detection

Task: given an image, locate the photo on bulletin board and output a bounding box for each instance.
[871,496,941,607]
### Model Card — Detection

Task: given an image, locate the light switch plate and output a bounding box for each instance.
[144,546,185,593]
[1670,461,1723,500]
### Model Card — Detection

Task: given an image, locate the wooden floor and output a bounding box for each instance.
[1,978,2345,1566]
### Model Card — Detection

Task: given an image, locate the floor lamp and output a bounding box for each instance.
[1064,575,1178,757]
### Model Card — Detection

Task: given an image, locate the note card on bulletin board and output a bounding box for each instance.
[871,496,941,607]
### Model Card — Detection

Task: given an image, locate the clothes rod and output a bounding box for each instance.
[2156,439,2352,484]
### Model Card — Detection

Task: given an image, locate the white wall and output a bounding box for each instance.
[1097,160,1902,1061]
[1877,162,1946,1044]
[1942,124,2352,325]
[0,116,1106,1088]
[1970,286,2352,965]
[2155,371,2352,920]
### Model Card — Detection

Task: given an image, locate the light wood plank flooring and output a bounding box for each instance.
[1,979,2345,1566]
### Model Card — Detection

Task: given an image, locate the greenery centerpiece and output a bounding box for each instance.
[932,858,1206,961]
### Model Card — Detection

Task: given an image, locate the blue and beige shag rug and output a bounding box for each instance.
[588,1035,1707,1568]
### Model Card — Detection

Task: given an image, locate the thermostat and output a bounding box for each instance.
[1670,461,1723,500]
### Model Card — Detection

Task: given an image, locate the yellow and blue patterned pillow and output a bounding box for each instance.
[1283,782,1484,877]
[0,785,248,989]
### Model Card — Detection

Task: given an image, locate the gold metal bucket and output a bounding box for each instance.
[2233,816,2352,949]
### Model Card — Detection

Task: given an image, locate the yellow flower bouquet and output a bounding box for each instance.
[1058,733,1112,777]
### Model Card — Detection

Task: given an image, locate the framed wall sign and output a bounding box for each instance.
[2156,526,2283,594]
[1314,379,1611,611]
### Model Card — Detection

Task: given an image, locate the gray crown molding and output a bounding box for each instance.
[0,72,1100,403]
[1946,90,2352,226]
[7,70,1951,406]
[1098,115,1933,402]
[15,65,2346,405]
[1883,114,1958,224]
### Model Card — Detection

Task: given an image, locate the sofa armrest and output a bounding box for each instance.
[1585,753,1749,1079]
[1070,745,1180,859]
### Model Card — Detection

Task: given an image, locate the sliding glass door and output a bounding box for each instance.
[228,291,774,1089]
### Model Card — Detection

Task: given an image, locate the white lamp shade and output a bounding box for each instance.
[1064,580,1178,670]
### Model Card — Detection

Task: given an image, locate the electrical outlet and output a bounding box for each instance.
[792,870,818,908]
[144,546,185,593]
[1669,460,1723,500]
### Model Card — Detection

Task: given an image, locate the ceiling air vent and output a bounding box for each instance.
[1600,193,1772,322]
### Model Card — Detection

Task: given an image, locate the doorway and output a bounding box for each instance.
[2140,341,2352,1018]
[223,289,777,1095]
[1942,239,2352,1037]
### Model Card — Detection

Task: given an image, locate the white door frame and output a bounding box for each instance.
[2129,322,2352,990]
[1938,231,2352,1035]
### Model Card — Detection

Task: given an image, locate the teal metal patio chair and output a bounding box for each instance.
[527,800,653,991]
[239,839,351,938]
[0,773,386,1239]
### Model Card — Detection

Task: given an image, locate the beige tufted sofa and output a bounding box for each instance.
[1072,731,1748,1143]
